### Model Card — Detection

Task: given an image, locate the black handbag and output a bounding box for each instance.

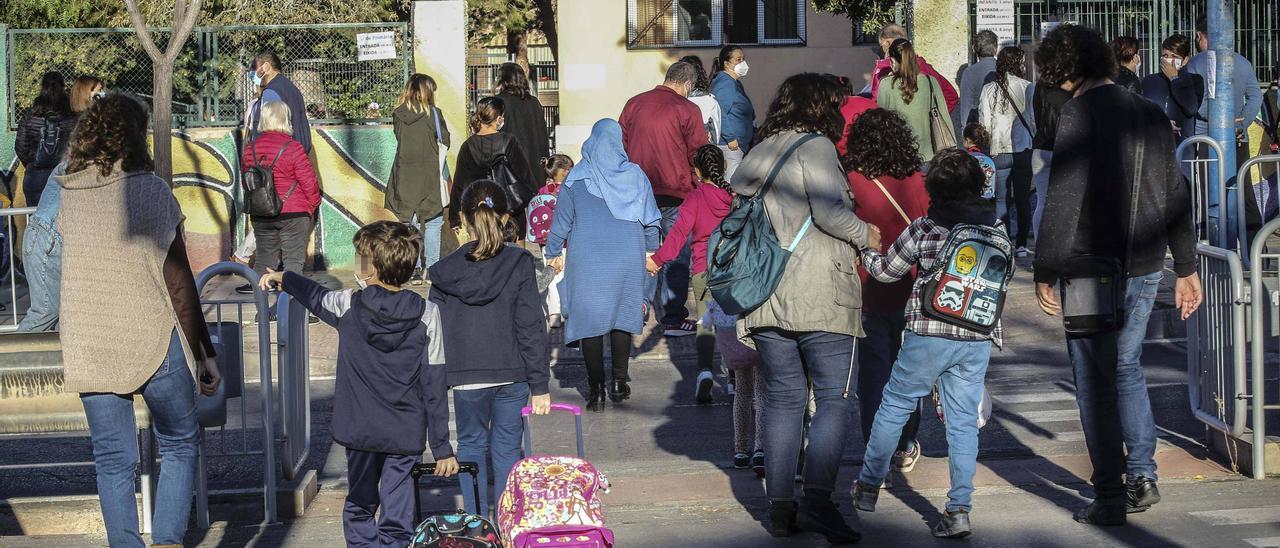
[1059,94,1143,335]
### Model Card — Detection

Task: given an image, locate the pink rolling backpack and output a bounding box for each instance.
[497,403,614,547]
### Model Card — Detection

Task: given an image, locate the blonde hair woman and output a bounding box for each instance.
[390,73,451,281]
[240,101,320,294]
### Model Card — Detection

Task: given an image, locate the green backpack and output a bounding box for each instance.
[706,134,818,315]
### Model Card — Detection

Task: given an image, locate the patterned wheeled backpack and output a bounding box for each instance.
[498,404,613,548]
[410,461,503,548]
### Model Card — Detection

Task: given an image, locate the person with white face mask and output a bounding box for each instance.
[1139,33,1202,143]
[1110,36,1143,95]
[710,45,756,180]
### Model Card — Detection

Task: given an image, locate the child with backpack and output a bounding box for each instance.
[429,179,552,518]
[258,220,457,547]
[963,123,997,200]
[645,144,734,404]
[527,154,575,328]
[851,148,1011,540]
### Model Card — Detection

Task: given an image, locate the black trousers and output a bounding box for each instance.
[581,330,633,386]
[252,215,312,275]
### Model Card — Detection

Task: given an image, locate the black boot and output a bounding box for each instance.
[796,490,861,544]
[1126,477,1161,513]
[609,380,631,402]
[768,500,798,538]
[586,383,605,412]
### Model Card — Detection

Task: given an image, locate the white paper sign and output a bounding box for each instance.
[357,31,397,61]
[976,0,1016,46]
[1205,50,1216,100]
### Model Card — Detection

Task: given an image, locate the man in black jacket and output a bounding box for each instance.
[1032,25,1203,527]
[253,51,312,153]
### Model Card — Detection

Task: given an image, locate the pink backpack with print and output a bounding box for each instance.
[498,404,613,547]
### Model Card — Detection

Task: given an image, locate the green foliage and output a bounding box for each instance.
[812,0,901,33]
[467,0,538,45]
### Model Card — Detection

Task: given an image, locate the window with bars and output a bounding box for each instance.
[628,0,806,49]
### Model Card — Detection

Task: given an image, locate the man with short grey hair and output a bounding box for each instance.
[868,23,958,111]
[957,30,1000,135]
[619,62,711,356]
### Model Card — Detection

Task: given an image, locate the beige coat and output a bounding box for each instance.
[57,164,188,394]
[730,131,871,340]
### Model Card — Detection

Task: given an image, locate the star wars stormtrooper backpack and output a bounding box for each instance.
[919,224,1014,335]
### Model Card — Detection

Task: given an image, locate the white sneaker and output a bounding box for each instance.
[1016,246,1031,258]
[695,370,714,404]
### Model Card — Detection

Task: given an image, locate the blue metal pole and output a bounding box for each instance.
[1208,0,1237,249]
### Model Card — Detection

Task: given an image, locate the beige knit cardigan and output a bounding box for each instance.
[56,164,191,394]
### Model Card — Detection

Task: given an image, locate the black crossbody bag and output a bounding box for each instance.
[1058,94,1143,335]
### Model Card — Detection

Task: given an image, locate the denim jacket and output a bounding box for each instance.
[710,72,755,153]
[17,163,65,332]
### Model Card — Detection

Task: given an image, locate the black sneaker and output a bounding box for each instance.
[733,452,750,469]
[663,319,697,337]
[307,314,320,325]
[852,480,879,512]
[1073,500,1127,526]
[796,494,861,544]
[1126,477,1161,513]
[931,510,972,539]
[751,451,765,477]
[768,500,797,538]
[235,283,255,295]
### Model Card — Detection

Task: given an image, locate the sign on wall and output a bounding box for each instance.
[975,0,1016,46]
[357,31,398,61]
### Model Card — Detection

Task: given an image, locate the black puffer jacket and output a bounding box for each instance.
[15,108,77,169]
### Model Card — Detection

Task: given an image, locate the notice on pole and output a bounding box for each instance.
[357,31,397,61]
[1205,51,1216,100]
[975,0,1016,46]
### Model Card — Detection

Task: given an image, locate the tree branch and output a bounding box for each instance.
[165,0,204,62]
[123,0,165,61]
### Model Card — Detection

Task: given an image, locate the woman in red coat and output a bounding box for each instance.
[241,100,321,281]
[840,108,930,478]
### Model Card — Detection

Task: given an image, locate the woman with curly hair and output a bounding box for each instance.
[731,72,879,544]
[876,39,954,163]
[840,108,930,480]
[56,93,221,547]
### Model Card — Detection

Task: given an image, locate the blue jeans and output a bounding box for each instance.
[453,382,530,516]
[1067,272,1162,501]
[856,310,920,449]
[405,214,444,270]
[18,217,61,332]
[344,449,419,547]
[80,331,199,547]
[647,205,691,325]
[859,332,991,512]
[752,329,856,500]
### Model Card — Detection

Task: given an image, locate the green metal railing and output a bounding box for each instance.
[966,0,1277,86]
[5,22,411,130]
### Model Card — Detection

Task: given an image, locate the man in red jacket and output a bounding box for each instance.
[620,61,710,337]
[868,24,959,112]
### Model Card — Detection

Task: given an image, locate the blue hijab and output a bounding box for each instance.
[564,119,660,225]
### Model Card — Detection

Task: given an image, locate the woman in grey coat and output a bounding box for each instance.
[389,74,451,278]
[731,73,879,544]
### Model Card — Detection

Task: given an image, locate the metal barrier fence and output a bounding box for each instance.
[0,206,32,332]
[6,23,411,129]
[1238,154,1280,266]
[192,261,311,526]
[967,0,1277,87]
[1187,244,1248,439]
[1177,136,1229,247]
[1248,218,1280,479]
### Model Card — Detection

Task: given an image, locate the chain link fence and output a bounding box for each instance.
[6,23,411,130]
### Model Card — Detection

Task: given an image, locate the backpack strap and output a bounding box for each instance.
[432,107,445,146]
[752,133,820,251]
[871,177,912,224]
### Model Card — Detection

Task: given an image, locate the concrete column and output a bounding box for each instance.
[413,0,468,168]
[911,0,969,89]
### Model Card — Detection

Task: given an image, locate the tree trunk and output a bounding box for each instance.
[506,30,529,76]
[152,60,175,185]
[535,0,558,64]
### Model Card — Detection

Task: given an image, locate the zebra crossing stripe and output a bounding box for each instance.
[991,391,1077,404]
[1190,506,1280,526]
[1244,537,1280,548]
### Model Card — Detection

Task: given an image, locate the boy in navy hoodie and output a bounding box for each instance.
[261,220,457,546]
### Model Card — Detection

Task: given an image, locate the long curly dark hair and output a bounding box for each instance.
[693,144,731,192]
[995,46,1026,109]
[65,93,153,177]
[1034,24,1116,87]
[757,73,845,143]
[841,109,922,180]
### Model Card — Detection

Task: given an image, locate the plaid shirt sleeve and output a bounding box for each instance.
[860,219,924,283]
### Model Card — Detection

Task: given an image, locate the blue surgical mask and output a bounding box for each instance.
[251,71,263,87]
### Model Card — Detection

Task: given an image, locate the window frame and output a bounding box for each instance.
[626,0,807,49]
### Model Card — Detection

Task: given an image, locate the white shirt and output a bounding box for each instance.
[979,75,1032,155]
[688,91,723,144]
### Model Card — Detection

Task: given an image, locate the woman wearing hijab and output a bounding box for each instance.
[545,119,661,412]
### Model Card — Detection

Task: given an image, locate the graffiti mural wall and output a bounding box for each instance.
[1,125,399,272]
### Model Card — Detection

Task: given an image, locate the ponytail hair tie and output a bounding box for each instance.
[481,196,495,209]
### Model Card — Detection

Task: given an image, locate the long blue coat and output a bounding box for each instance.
[544,182,659,344]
